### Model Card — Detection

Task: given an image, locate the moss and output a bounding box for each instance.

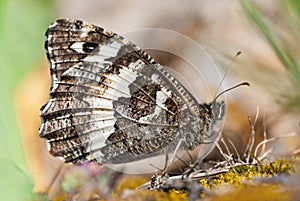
[213,171,243,186]
[112,176,148,196]
[200,179,211,188]
[198,156,299,201]
[168,190,187,201]
[207,185,295,201]
[120,157,298,200]
[121,189,187,201]
[36,156,298,200]
[113,176,188,201]
[259,159,295,176]
[202,157,297,189]
[52,194,68,201]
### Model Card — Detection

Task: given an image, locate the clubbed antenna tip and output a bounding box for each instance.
[214,82,250,101]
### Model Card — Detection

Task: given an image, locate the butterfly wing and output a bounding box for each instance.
[39,19,201,164]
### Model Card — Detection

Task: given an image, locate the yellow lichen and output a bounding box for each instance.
[41,156,299,200]
[113,175,148,195]
[122,189,187,201]
[206,185,295,201]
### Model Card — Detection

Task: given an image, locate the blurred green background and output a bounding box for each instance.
[0,0,53,200]
[0,0,299,200]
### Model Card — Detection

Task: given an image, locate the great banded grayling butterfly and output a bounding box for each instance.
[39,19,248,173]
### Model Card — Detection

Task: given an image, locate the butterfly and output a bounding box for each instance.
[39,19,242,173]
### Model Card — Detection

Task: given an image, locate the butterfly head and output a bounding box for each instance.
[197,82,250,142]
[198,99,225,131]
[210,99,226,121]
[209,82,250,122]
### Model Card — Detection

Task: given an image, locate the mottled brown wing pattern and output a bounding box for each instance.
[39,19,222,165]
[40,19,190,164]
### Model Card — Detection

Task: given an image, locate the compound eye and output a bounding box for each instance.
[212,101,225,120]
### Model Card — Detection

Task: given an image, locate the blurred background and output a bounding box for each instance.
[1,0,300,200]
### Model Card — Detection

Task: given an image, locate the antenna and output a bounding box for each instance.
[214,82,250,102]
[213,51,249,101]
[214,51,242,98]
